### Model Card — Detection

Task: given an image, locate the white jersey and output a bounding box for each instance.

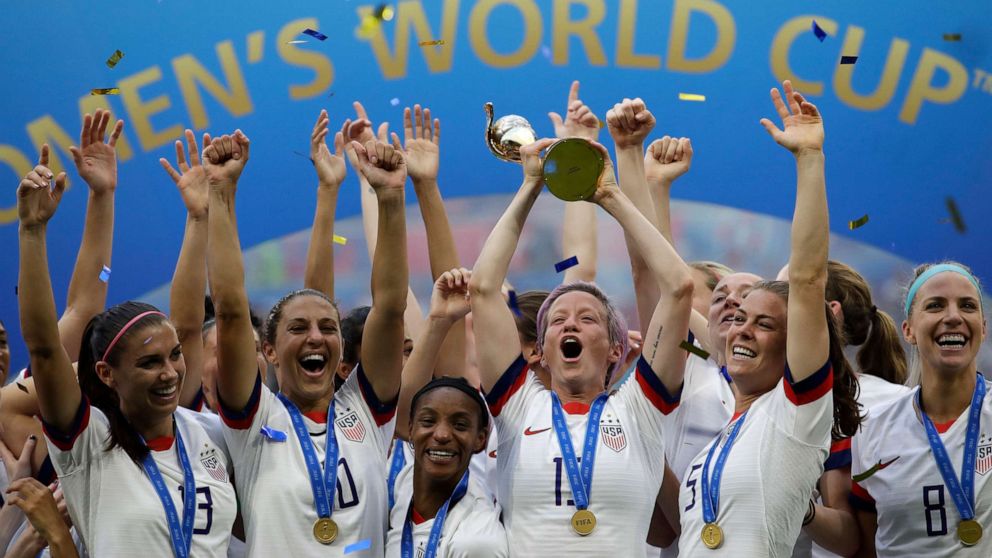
[851,378,992,557]
[43,401,236,557]
[857,374,912,420]
[220,365,395,557]
[385,464,507,557]
[679,362,834,557]
[664,354,735,481]
[485,356,677,556]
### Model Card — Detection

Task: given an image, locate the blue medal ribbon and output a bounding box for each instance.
[277,393,339,522]
[551,392,608,512]
[917,374,986,522]
[700,411,748,525]
[388,439,407,510]
[140,424,196,558]
[400,469,470,558]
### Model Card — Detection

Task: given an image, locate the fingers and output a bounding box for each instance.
[79,114,93,148]
[567,80,580,105]
[646,138,663,161]
[174,139,188,172]
[108,118,125,147]
[414,104,424,139]
[159,158,182,184]
[96,110,111,143]
[770,87,789,120]
[38,144,49,167]
[548,111,564,131]
[7,476,45,495]
[519,137,556,157]
[333,131,345,156]
[390,132,402,151]
[664,136,678,163]
[53,172,68,196]
[621,98,636,130]
[403,107,414,144]
[432,117,440,145]
[759,117,782,139]
[350,140,370,166]
[233,129,249,161]
[184,129,200,167]
[376,122,389,143]
[423,107,433,142]
[69,145,83,169]
[783,80,801,115]
[353,100,369,121]
[20,435,37,466]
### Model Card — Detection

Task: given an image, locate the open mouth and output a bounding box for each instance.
[425,448,457,464]
[151,384,178,401]
[299,353,328,377]
[560,336,583,361]
[731,345,756,360]
[936,333,967,351]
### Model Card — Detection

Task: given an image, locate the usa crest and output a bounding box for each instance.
[199,449,229,483]
[600,416,627,453]
[336,411,367,443]
[977,441,992,475]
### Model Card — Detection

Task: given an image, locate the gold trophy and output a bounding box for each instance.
[485,102,604,202]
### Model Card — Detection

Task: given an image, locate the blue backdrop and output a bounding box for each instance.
[2,0,990,371]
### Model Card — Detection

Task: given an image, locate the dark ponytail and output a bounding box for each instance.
[77,301,169,466]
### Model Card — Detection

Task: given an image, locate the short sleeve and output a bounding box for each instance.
[768,361,834,447]
[615,356,682,448]
[41,397,99,476]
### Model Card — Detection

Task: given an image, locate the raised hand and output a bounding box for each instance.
[5,478,70,544]
[586,141,622,205]
[548,81,600,141]
[69,109,124,195]
[160,129,210,219]
[606,97,656,149]
[310,110,347,189]
[17,145,68,228]
[343,101,381,170]
[401,104,440,183]
[645,136,693,185]
[429,268,472,323]
[202,130,250,188]
[519,138,557,183]
[0,435,37,484]
[350,139,407,193]
[759,80,824,155]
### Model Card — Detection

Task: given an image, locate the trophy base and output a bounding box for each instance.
[543,138,604,202]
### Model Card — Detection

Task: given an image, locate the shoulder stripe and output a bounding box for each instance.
[824,437,852,471]
[355,364,397,426]
[849,482,876,513]
[635,356,682,415]
[217,373,262,429]
[783,361,833,405]
[485,356,529,417]
[42,396,91,451]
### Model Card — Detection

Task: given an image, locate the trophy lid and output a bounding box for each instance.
[542,138,604,202]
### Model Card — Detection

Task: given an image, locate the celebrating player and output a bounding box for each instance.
[208,120,409,555]
[470,130,696,555]
[852,261,989,556]
[17,144,237,556]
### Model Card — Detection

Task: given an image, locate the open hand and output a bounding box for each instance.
[548,81,600,141]
[606,98,656,149]
[70,109,124,194]
[160,129,210,219]
[310,110,347,189]
[401,104,440,183]
[759,80,824,155]
[645,136,693,185]
[17,145,68,228]
[429,268,472,323]
[203,130,250,189]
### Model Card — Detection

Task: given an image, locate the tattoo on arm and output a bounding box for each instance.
[648,326,663,361]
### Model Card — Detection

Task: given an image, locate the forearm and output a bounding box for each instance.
[304,185,339,297]
[60,191,114,359]
[5,529,45,558]
[371,193,409,314]
[561,201,597,283]
[471,179,541,296]
[648,178,676,247]
[806,505,860,556]
[0,505,25,553]
[46,529,80,558]
[359,175,379,261]
[413,179,460,279]
[617,146,663,328]
[171,214,208,407]
[395,316,454,439]
[789,150,828,285]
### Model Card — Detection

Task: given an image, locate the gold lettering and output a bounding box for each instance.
[277,19,335,99]
[359,0,460,79]
[667,0,735,73]
[173,41,253,130]
[616,0,660,69]
[770,16,837,95]
[469,0,542,68]
[119,66,183,151]
[552,0,606,66]
[899,48,969,125]
[833,27,909,111]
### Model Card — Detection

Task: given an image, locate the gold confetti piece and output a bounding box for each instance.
[678,93,706,102]
[286,40,307,44]
[333,235,348,245]
[90,88,120,95]
[105,49,124,68]
[598,120,606,129]
[374,3,395,21]
[418,40,445,46]
[679,340,710,361]
[946,196,966,233]
[848,214,869,230]
[943,33,962,41]
[16,382,29,394]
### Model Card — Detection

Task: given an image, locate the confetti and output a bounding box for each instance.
[541,45,552,60]
[286,40,307,44]
[344,539,373,554]
[390,98,400,106]
[419,40,445,46]
[105,49,124,68]
[143,336,153,345]
[260,425,287,442]
[598,120,606,129]
[90,88,120,96]
[679,340,711,361]
[99,265,112,283]
[943,33,962,41]
[848,214,869,230]
[946,196,966,233]
[840,56,858,65]
[16,382,29,394]
[678,93,706,102]
[554,256,579,273]
[508,290,522,316]
[302,28,328,41]
[293,150,314,164]
[374,3,394,21]
[333,234,348,245]
[811,20,827,42]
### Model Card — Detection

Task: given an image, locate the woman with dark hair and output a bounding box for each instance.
[852,261,990,556]
[207,121,409,556]
[386,376,507,557]
[675,81,861,556]
[17,148,236,556]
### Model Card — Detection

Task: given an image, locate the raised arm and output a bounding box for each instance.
[17,146,78,430]
[401,104,465,377]
[204,131,258,410]
[468,139,555,392]
[759,80,829,380]
[605,98,660,332]
[303,110,347,297]
[396,268,472,440]
[588,142,695,393]
[161,130,211,409]
[58,110,124,360]
[551,81,600,283]
[352,139,409,402]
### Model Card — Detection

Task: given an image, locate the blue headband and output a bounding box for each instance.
[904,264,982,316]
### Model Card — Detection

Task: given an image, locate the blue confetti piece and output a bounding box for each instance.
[840,55,858,65]
[260,425,287,442]
[99,265,111,283]
[508,290,522,316]
[811,20,827,42]
[302,28,328,41]
[344,539,372,554]
[554,256,579,274]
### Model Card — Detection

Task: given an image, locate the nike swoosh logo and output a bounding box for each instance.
[524,426,552,436]
[853,456,900,483]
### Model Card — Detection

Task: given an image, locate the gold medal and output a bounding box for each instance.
[958,519,983,546]
[701,522,724,549]
[313,517,338,544]
[571,509,597,536]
